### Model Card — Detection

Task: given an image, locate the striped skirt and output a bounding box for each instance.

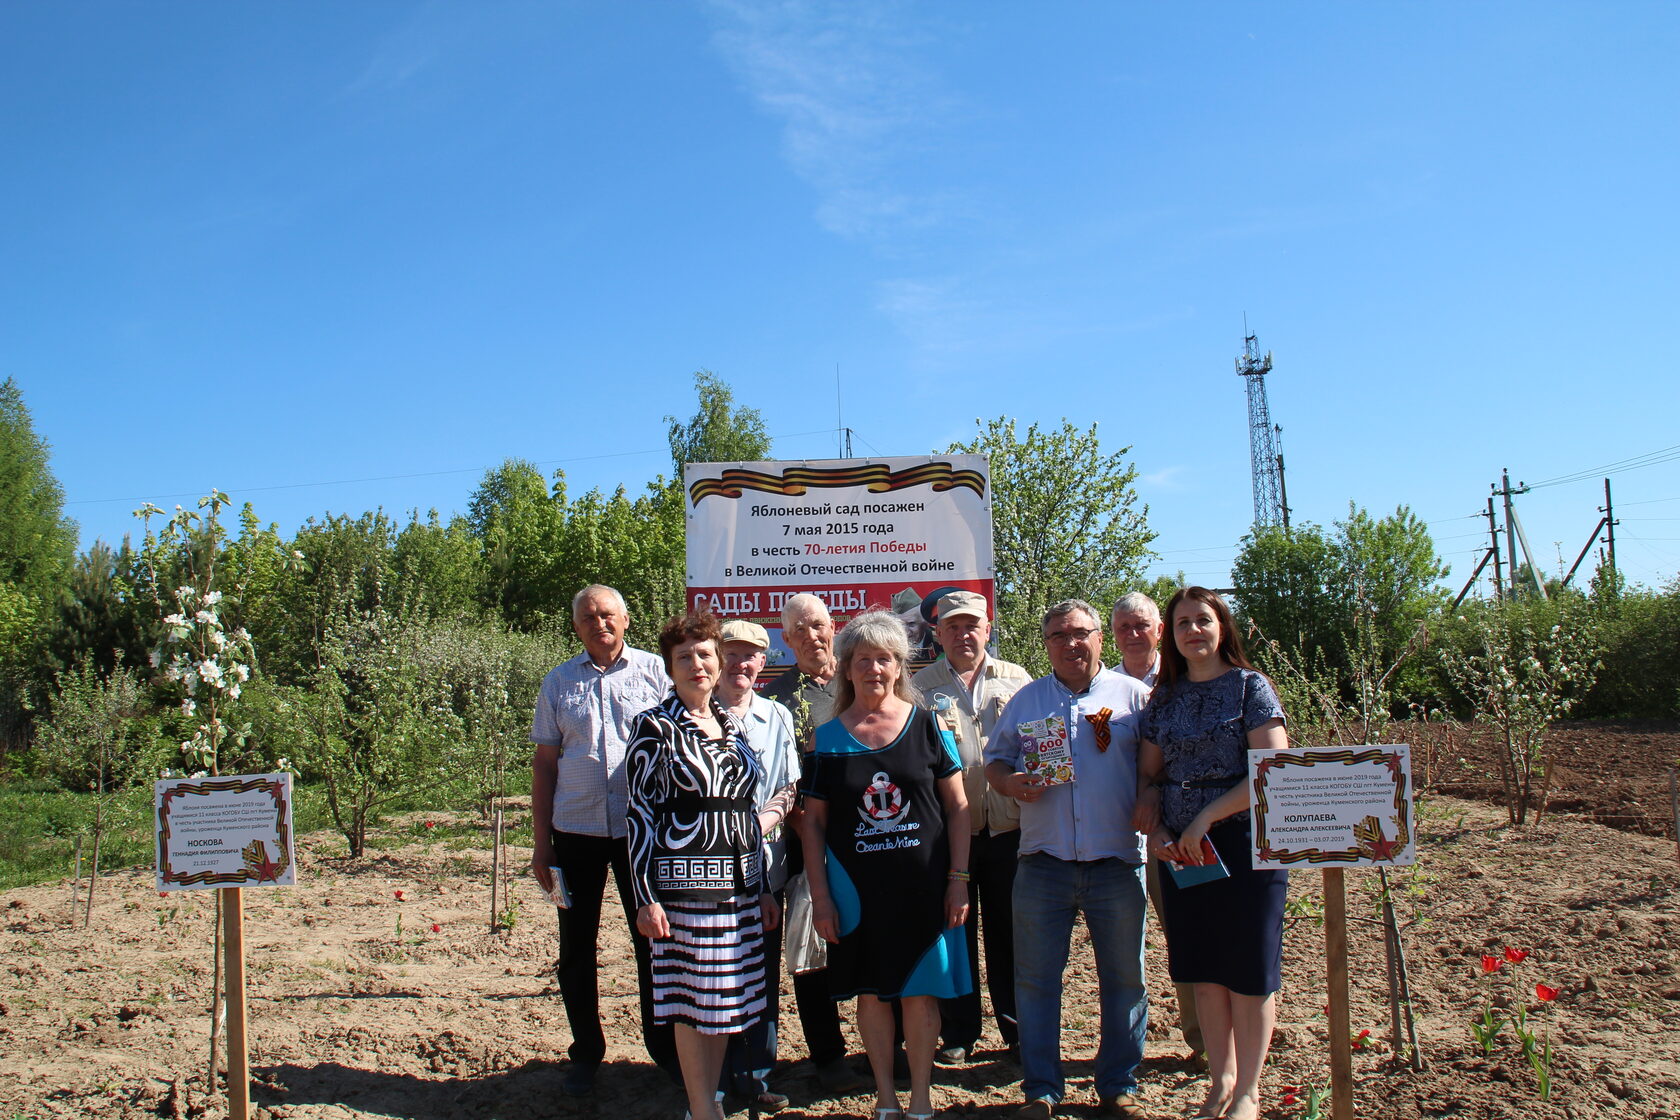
[651,893,768,1033]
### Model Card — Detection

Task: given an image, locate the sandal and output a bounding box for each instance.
[875,1109,903,1120]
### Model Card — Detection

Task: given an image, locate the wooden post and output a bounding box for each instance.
[490,808,503,933]
[1323,868,1355,1120]
[222,886,250,1120]
[1669,769,1678,867]
[71,835,83,921]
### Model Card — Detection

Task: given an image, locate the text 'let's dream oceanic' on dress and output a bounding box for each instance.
[1141,667,1289,997]
[625,692,768,1034]
[805,707,971,1002]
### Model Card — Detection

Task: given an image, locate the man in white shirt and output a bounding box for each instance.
[1110,591,1163,688]
[911,590,1032,1065]
[530,584,677,1096]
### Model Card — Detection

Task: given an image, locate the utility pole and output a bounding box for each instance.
[1562,478,1622,590]
[1498,470,1522,596]
[1485,497,1504,600]
[1493,469,1547,598]
[1603,477,1617,581]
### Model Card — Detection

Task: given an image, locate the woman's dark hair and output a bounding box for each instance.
[657,610,723,673]
[1152,586,1257,698]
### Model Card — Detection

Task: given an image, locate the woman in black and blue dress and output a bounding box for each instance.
[627,612,780,1120]
[800,609,970,1120]
[1133,587,1289,1120]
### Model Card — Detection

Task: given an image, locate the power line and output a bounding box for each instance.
[1526,442,1680,490]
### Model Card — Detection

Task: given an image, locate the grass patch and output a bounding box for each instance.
[0,777,490,888]
[0,783,154,891]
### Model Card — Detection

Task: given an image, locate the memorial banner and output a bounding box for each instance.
[1247,745,1415,868]
[684,455,995,675]
[156,773,296,891]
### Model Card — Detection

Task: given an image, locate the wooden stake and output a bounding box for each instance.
[209,891,223,1096]
[223,886,250,1120]
[1669,769,1678,867]
[70,835,83,922]
[490,808,503,933]
[86,828,102,929]
[1324,868,1354,1120]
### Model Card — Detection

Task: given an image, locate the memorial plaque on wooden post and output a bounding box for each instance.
[1248,746,1416,1120]
[156,773,296,1120]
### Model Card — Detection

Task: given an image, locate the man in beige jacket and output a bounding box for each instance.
[911,590,1033,1064]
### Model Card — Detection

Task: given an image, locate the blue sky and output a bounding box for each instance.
[4,2,1677,593]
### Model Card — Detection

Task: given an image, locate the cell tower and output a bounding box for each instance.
[1236,330,1289,529]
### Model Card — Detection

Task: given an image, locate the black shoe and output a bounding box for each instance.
[935,1044,971,1066]
[561,1063,597,1097]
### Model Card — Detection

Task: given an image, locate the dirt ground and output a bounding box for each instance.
[2,720,1677,1120]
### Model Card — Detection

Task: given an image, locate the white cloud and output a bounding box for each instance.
[345,7,444,96]
[705,0,959,240]
[1142,466,1188,489]
[873,276,982,361]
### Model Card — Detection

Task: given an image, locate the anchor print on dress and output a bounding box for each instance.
[857,771,910,833]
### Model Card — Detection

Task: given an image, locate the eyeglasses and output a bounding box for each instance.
[1045,628,1098,645]
[1114,622,1157,635]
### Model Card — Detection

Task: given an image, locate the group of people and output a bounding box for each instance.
[530,582,1290,1120]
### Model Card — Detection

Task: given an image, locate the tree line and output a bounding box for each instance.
[2,371,1675,859]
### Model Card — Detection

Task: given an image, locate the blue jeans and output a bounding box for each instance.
[1012,852,1148,1103]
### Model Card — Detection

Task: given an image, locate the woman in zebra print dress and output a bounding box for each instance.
[626,611,781,1120]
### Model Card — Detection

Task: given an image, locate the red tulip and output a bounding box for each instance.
[1281,1094,1299,1107]
[1535,983,1559,1002]
[1504,947,1529,964]
[393,890,405,901]
[1481,955,1501,973]
[431,923,442,933]
[424,820,436,829]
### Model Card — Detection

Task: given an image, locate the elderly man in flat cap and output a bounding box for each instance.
[911,590,1032,1065]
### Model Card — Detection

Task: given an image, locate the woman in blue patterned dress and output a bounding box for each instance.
[1133,587,1288,1120]
[626,612,780,1120]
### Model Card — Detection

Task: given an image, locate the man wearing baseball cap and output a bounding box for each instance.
[715,619,803,1112]
[910,590,1033,1065]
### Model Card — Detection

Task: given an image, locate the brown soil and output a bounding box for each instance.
[2,720,1677,1120]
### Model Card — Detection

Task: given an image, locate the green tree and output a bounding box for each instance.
[34,659,159,925]
[420,618,573,818]
[0,378,77,752]
[1442,596,1602,825]
[1577,575,1680,718]
[947,418,1155,674]
[1231,523,1344,665]
[468,460,568,630]
[467,372,771,639]
[1332,503,1450,663]
[0,378,76,604]
[665,369,772,471]
[47,540,155,680]
[394,510,483,619]
[276,581,458,857]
